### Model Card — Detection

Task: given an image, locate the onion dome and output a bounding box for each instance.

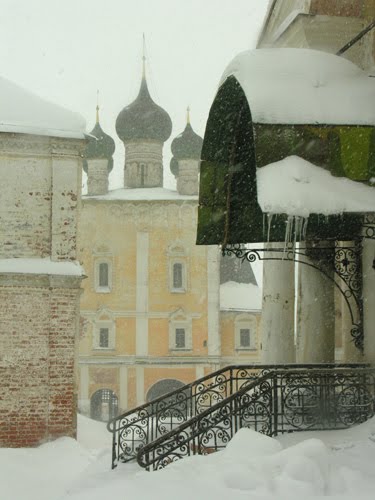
[116,76,172,143]
[171,108,203,160]
[83,106,115,173]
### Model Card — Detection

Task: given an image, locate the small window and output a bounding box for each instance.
[99,263,109,287]
[235,315,257,351]
[175,328,186,349]
[173,263,183,289]
[93,321,115,350]
[239,328,250,348]
[95,259,112,292]
[99,327,109,348]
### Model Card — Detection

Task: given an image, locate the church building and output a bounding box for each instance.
[78,62,262,420]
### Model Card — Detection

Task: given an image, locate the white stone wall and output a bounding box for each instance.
[0,134,83,261]
[0,132,85,447]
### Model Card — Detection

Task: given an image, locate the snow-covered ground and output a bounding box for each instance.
[2,414,375,499]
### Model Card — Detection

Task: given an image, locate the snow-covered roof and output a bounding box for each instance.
[220,281,262,311]
[0,258,85,276]
[220,48,375,126]
[257,155,375,217]
[85,187,198,201]
[0,76,86,139]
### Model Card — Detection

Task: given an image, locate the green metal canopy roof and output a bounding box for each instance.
[196,49,375,247]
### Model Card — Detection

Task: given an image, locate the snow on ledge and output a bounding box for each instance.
[220,48,375,125]
[0,75,86,139]
[220,281,262,311]
[85,187,198,201]
[0,258,85,276]
[256,155,375,217]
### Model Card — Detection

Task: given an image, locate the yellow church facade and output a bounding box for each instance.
[77,71,262,420]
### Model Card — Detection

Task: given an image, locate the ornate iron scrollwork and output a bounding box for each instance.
[222,241,363,350]
[137,366,375,470]
[363,213,375,240]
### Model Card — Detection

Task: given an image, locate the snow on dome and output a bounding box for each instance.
[257,155,375,217]
[0,75,86,139]
[220,48,375,126]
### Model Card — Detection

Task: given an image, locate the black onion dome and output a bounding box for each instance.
[171,122,203,160]
[170,156,179,177]
[116,78,172,142]
[83,121,115,173]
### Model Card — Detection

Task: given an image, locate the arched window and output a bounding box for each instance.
[95,258,112,292]
[90,389,118,422]
[146,379,185,402]
[173,262,183,289]
[99,262,109,287]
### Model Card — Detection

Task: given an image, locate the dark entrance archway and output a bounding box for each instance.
[90,388,118,422]
[146,379,185,402]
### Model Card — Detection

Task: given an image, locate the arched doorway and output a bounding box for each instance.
[90,388,118,422]
[146,379,185,402]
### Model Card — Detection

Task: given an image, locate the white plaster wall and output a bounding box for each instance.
[0,155,51,258]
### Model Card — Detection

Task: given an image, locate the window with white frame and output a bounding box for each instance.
[99,327,109,348]
[168,242,188,293]
[169,309,192,351]
[93,321,115,350]
[95,259,112,293]
[169,259,186,292]
[175,327,186,349]
[235,315,256,351]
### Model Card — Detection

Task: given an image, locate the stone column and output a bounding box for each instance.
[296,242,335,363]
[119,365,128,413]
[207,246,221,357]
[136,232,149,356]
[87,158,109,195]
[261,243,295,364]
[79,364,90,415]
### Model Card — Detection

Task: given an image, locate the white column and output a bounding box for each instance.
[363,239,375,362]
[119,366,128,413]
[136,366,145,406]
[136,232,149,356]
[296,245,334,363]
[79,365,90,415]
[261,243,295,364]
[195,365,205,380]
[207,246,220,356]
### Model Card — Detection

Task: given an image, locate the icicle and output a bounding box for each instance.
[263,213,266,241]
[267,213,274,243]
[283,216,292,256]
[293,216,300,258]
[302,216,308,241]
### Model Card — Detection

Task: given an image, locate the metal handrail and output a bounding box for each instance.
[107,362,368,468]
[137,365,375,470]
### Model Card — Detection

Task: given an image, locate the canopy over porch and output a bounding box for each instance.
[196,48,375,246]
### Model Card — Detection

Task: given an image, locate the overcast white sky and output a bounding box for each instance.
[0,0,269,188]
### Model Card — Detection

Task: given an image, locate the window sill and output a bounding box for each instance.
[170,348,192,352]
[170,288,186,294]
[95,287,112,294]
[235,347,257,352]
[92,347,116,351]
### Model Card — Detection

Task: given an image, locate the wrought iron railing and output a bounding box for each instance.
[107,363,368,469]
[136,365,375,470]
